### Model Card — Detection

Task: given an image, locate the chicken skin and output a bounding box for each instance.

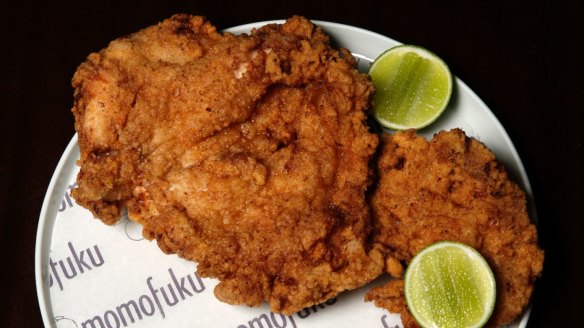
[71,15,384,314]
[366,129,544,327]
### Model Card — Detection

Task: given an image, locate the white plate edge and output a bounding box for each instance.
[36,134,79,328]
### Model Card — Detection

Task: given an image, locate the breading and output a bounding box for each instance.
[366,129,544,327]
[71,15,384,314]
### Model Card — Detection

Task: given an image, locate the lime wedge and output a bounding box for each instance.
[404,241,496,328]
[369,45,452,130]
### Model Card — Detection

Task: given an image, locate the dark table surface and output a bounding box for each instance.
[1,0,582,326]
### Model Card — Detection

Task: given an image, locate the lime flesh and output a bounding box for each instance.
[404,241,496,328]
[369,45,452,130]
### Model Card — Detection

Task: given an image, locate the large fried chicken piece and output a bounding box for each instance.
[71,15,384,314]
[365,129,543,327]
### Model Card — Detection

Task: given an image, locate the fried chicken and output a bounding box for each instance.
[71,15,384,314]
[365,129,544,327]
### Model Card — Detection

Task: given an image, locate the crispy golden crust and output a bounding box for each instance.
[366,129,543,327]
[71,15,383,314]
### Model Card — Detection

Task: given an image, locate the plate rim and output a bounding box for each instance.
[36,134,79,327]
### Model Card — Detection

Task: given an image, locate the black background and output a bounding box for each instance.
[1,0,582,326]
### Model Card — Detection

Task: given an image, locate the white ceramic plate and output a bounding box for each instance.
[36,20,534,328]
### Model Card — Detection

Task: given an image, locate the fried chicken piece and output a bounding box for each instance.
[366,129,543,327]
[71,15,384,314]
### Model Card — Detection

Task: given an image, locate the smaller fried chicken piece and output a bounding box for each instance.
[366,129,544,328]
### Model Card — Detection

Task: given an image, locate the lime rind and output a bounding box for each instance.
[404,241,496,328]
[370,45,453,130]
